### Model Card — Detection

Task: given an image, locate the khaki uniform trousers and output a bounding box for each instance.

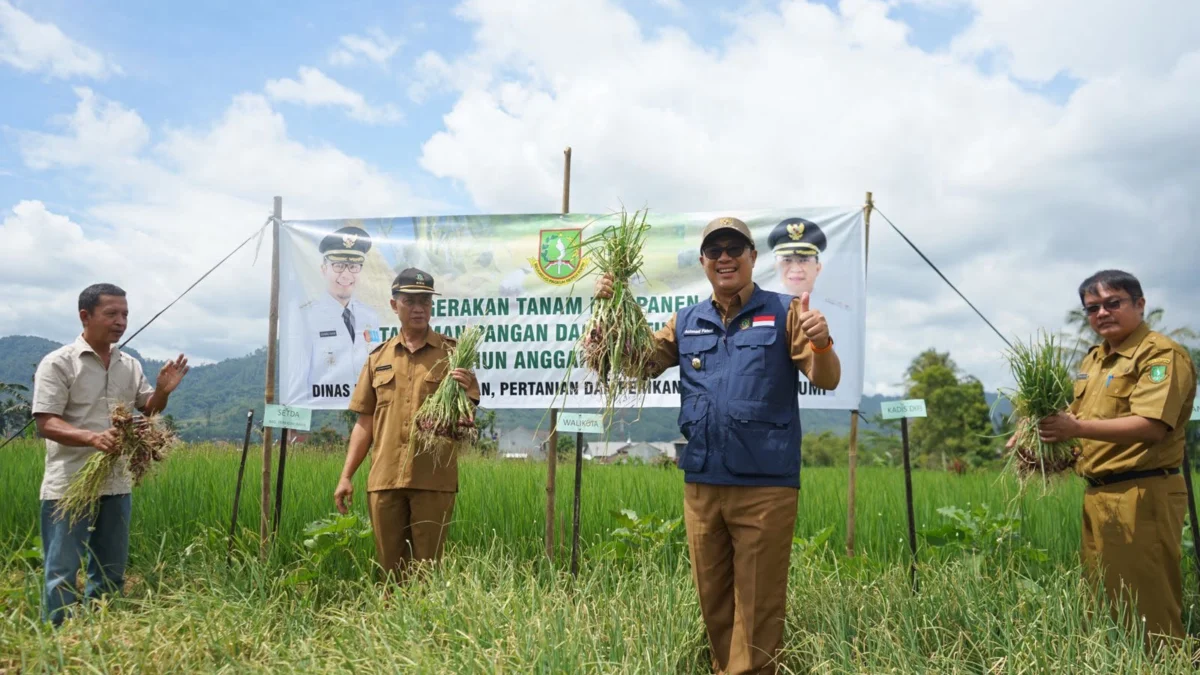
[368,488,457,581]
[684,483,798,675]
[1081,473,1187,642]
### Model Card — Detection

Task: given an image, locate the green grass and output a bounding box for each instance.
[2,440,1198,672]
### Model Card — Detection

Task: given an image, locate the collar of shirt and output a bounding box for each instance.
[72,334,124,362]
[1100,321,1150,360]
[394,327,445,354]
[710,282,756,324]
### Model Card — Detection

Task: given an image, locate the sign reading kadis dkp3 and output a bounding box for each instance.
[880,399,928,420]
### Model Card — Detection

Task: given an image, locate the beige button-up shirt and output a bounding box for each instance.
[32,336,155,500]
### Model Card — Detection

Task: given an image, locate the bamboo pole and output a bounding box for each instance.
[546,147,571,561]
[846,191,873,557]
[261,196,282,557]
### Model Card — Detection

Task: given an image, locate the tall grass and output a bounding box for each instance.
[3,440,1199,672]
[0,440,1085,569]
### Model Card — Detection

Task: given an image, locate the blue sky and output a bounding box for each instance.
[1,0,1083,218]
[2,0,1196,394]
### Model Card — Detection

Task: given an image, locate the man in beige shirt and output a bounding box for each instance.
[32,283,189,626]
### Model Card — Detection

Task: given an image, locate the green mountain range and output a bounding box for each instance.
[1,334,1009,442]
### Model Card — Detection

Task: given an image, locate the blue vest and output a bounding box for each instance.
[675,285,802,488]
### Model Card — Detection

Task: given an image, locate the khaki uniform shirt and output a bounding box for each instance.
[645,282,819,378]
[348,329,481,493]
[32,336,155,500]
[1071,322,1198,478]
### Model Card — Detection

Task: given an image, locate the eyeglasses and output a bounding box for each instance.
[398,295,433,307]
[1083,297,1132,315]
[327,261,362,274]
[702,243,751,260]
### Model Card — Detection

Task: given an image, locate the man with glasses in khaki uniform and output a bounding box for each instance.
[1030,269,1197,644]
[333,268,480,582]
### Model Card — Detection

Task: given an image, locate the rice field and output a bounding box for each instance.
[2,439,1199,673]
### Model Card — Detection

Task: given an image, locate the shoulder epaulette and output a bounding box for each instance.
[369,334,398,355]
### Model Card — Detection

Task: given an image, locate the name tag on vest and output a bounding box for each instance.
[683,328,714,335]
[319,330,338,338]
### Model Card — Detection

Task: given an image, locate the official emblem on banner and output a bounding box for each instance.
[529,228,588,285]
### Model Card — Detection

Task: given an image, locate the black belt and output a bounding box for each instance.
[1084,467,1180,488]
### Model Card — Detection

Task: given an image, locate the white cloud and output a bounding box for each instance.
[328,27,403,67]
[265,66,402,124]
[11,88,441,362]
[414,0,1200,393]
[19,87,149,170]
[0,0,119,79]
[948,0,1200,82]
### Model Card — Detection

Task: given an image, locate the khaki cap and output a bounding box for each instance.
[700,217,755,248]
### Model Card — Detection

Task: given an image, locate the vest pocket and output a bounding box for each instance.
[730,328,776,374]
[723,399,796,477]
[676,395,709,472]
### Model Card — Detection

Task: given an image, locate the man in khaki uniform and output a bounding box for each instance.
[333,268,480,581]
[1035,269,1197,643]
[595,217,841,674]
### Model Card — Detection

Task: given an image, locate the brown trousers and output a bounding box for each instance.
[684,483,798,675]
[367,488,457,581]
[1081,473,1187,643]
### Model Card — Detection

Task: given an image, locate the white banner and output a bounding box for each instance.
[278,207,865,410]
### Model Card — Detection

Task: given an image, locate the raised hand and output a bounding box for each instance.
[156,354,190,394]
[798,292,830,349]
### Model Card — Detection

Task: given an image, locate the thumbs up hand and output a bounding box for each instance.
[798,292,831,349]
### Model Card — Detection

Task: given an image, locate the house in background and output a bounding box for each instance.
[497,426,551,459]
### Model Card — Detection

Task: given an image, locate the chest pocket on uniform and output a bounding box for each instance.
[373,369,396,406]
[421,358,449,398]
[1101,368,1136,417]
[730,328,776,373]
[679,333,718,373]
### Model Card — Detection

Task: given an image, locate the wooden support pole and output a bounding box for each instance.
[846,191,873,558]
[546,147,571,561]
[261,196,282,557]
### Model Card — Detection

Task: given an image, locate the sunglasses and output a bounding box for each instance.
[701,243,751,260]
[1083,296,1132,315]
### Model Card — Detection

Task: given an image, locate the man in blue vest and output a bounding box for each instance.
[595,216,841,674]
